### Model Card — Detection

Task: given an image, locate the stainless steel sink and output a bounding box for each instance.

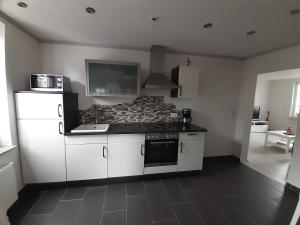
[71,124,110,133]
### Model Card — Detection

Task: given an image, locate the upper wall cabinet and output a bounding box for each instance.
[86,60,141,97]
[170,66,200,98]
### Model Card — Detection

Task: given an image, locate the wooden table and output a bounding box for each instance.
[264,130,295,153]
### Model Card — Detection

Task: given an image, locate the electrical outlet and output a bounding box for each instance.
[171,113,177,118]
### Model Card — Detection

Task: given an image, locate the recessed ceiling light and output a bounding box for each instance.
[290,9,300,15]
[246,30,256,36]
[151,16,159,21]
[203,23,213,28]
[86,7,96,14]
[17,1,28,8]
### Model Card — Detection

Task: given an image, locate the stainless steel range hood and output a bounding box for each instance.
[143,45,178,89]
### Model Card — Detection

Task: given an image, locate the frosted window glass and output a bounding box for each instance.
[88,62,138,95]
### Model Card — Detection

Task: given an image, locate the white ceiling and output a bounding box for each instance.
[1,0,300,58]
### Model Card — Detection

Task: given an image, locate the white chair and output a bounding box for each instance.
[290,194,300,225]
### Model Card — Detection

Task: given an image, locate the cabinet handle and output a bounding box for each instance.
[58,122,63,134]
[102,146,106,158]
[58,104,63,117]
[188,133,198,136]
[141,144,144,156]
[180,142,183,153]
[179,86,182,96]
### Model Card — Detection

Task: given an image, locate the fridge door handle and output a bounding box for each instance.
[59,122,63,134]
[58,104,63,117]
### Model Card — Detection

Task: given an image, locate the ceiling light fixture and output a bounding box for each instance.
[246,30,256,36]
[86,7,96,14]
[290,9,300,15]
[151,16,159,21]
[17,1,28,8]
[203,23,213,28]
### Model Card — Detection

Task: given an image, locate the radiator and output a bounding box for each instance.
[0,163,18,211]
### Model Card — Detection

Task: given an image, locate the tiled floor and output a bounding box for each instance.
[8,159,299,225]
[247,132,291,183]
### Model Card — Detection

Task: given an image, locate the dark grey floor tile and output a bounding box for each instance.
[104,183,126,211]
[47,200,81,225]
[29,189,65,214]
[188,188,230,225]
[230,195,274,225]
[101,211,126,225]
[126,182,145,196]
[75,187,106,225]
[162,179,190,204]
[143,179,161,185]
[127,195,152,225]
[222,210,257,225]
[63,187,86,200]
[153,219,179,225]
[7,191,42,225]
[210,173,240,196]
[178,177,198,189]
[173,202,205,225]
[19,214,50,225]
[145,182,175,221]
[195,176,236,210]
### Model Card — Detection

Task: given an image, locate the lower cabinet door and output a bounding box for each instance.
[177,133,205,171]
[18,119,66,184]
[66,144,108,181]
[108,134,145,178]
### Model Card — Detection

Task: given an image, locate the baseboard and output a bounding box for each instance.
[203,155,240,164]
[286,182,300,194]
[18,170,202,194]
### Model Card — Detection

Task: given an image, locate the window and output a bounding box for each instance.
[290,82,300,118]
[0,21,12,147]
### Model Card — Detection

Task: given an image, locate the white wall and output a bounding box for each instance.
[234,44,300,188]
[268,79,300,131]
[41,44,243,157]
[41,43,150,109]
[0,16,41,190]
[1,17,41,145]
[163,53,242,157]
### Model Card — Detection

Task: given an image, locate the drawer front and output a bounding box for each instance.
[180,132,205,140]
[65,135,107,145]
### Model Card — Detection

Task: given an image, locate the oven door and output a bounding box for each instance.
[144,139,179,167]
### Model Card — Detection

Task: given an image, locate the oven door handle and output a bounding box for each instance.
[150,141,176,145]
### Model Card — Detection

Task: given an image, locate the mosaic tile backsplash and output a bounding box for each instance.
[79,95,182,123]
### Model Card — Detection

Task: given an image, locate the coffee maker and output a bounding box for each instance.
[182,108,192,126]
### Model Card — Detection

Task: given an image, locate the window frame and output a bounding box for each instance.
[290,82,300,119]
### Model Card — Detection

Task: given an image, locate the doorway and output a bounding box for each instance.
[245,70,300,184]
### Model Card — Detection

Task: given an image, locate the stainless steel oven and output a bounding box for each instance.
[144,133,179,167]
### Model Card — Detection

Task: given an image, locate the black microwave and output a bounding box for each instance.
[30,74,71,92]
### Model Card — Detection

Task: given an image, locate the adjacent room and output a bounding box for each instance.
[246,70,300,184]
[1,1,300,225]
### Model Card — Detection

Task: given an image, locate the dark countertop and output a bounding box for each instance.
[65,122,207,136]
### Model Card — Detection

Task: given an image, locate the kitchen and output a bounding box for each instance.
[1,1,300,225]
[16,46,207,184]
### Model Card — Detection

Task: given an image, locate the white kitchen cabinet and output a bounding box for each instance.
[18,119,66,183]
[108,134,145,178]
[171,66,199,98]
[66,143,108,181]
[15,93,64,119]
[177,132,205,171]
